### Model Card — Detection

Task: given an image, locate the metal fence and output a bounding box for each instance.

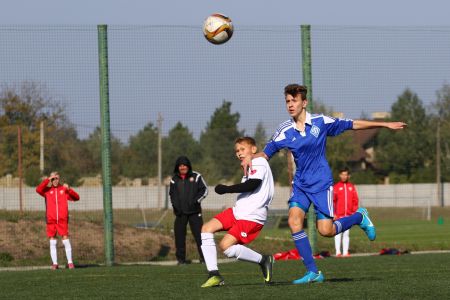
[0,184,448,211]
[1,25,450,265]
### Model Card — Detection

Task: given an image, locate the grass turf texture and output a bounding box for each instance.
[1,253,449,299]
[1,207,449,266]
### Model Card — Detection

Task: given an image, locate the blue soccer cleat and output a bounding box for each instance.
[357,207,376,241]
[292,271,325,284]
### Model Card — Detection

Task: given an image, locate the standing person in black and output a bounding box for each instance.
[170,156,208,265]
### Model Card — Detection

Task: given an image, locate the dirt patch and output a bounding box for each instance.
[0,219,201,266]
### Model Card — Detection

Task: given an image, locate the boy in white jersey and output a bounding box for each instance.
[200,137,275,288]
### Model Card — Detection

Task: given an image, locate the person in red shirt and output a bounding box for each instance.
[36,171,80,270]
[333,167,359,257]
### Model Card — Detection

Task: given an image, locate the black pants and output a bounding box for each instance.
[174,212,204,263]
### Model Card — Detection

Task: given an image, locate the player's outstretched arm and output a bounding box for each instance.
[240,152,269,176]
[215,179,262,195]
[352,120,407,130]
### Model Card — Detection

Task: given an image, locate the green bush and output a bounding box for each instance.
[0,252,14,263]
[24,165,42,187]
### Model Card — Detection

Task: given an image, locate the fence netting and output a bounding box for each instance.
[0,25,449,265]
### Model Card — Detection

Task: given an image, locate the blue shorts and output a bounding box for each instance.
[288,185,334,220]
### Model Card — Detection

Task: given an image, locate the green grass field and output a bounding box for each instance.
[1,253,449,299]
[1,207,449,266]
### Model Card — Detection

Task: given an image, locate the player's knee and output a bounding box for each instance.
[288,216,303,231]
[201,223,213,233]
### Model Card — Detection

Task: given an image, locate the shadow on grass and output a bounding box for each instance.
[327,277,381,283]
[73,264,101,269]
[224,281,292,287]
[227,276,380,287]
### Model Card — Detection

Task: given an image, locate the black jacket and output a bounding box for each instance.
[169,156,208,215]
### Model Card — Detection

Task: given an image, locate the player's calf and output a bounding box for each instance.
[317,220,335,237]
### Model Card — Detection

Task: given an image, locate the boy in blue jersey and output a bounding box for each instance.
[241,84,407,284]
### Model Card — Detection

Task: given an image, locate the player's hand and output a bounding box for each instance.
[63,183,70,190]
[387,122,407,130]
[240,156,253,176]
[215,184,228,195]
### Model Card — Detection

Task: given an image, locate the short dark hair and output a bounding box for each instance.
[235,136,257,147]
[284,84,307,100]
[339,167,350,174]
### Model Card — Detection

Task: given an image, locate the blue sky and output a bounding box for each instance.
[1,1,450,142]
[1,0,450,26]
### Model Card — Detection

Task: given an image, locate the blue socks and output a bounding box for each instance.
[291,212,364,274]
[292,230,318,273]
[333,212,363,234]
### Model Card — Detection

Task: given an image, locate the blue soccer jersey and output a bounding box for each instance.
[264,112,353,193]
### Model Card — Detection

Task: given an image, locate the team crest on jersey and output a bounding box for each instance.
[250,169,257,175]
[240,232,248,238]
[60,190,64,194]
[310,125,320,138]
[50,191,53,194]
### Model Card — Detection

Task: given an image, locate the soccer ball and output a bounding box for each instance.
[203,13,234,45]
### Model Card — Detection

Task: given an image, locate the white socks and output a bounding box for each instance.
[342,230,350,255]
[201,233,218,272]
[62,239,73,264]
[201,232,263,273]
[223,244,262,264]
[334,230,350,255]
[50,239,58,265]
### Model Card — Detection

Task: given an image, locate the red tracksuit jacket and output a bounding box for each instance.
[333,181,359,219]
[36,178,80,223]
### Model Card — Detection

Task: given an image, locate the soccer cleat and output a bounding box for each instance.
[68,263,75,269]
[292,271,325,284]
[343,253,351,257]
[259,255,274,283]
[336,253,342,258]
[51,264,59,270]
[357,208,376,241]
[201,275,225,288]
[292,271,324,284]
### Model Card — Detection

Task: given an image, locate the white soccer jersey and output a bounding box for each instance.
[232,157,274,224]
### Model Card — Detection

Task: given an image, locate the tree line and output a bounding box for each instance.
[1,82,449,187]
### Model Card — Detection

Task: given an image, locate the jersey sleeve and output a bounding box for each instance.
[263,123,290,159]
[68,188,80,201]
[36,178,50,197]
[322,115,354,136]
[247,159,267,181]
[263,141,279,159]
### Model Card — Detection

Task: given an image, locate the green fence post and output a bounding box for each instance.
[301,24,318,255]
[97,24,115,266]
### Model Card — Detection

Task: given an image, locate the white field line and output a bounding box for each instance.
[2,250,450,271]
